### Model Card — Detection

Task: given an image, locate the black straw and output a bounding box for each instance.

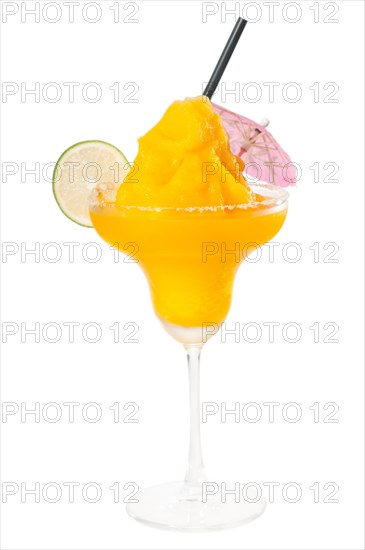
[203,18,247,100]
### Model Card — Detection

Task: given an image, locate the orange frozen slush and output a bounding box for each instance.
[90,97,287,326]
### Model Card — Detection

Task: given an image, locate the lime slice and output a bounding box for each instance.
[53,140,128,227]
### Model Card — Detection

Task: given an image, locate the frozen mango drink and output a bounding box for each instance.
[53,17,292,530]
[89,97,288,331]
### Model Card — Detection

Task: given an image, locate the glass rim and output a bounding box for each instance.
[89,182,289,213]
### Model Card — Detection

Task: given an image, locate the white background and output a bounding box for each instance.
[1,1,364,549]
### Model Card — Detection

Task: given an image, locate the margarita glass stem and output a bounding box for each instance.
[184,344,207,485]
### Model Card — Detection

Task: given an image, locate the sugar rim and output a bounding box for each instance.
[89,182,289,213]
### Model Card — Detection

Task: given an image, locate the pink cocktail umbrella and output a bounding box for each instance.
[212,103,297,187]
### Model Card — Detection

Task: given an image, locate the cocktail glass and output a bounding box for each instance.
[90,182,288,530]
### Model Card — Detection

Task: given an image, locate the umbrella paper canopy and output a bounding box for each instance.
[212,103,296,187]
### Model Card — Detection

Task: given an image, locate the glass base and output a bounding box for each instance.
[126,481,266,531]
